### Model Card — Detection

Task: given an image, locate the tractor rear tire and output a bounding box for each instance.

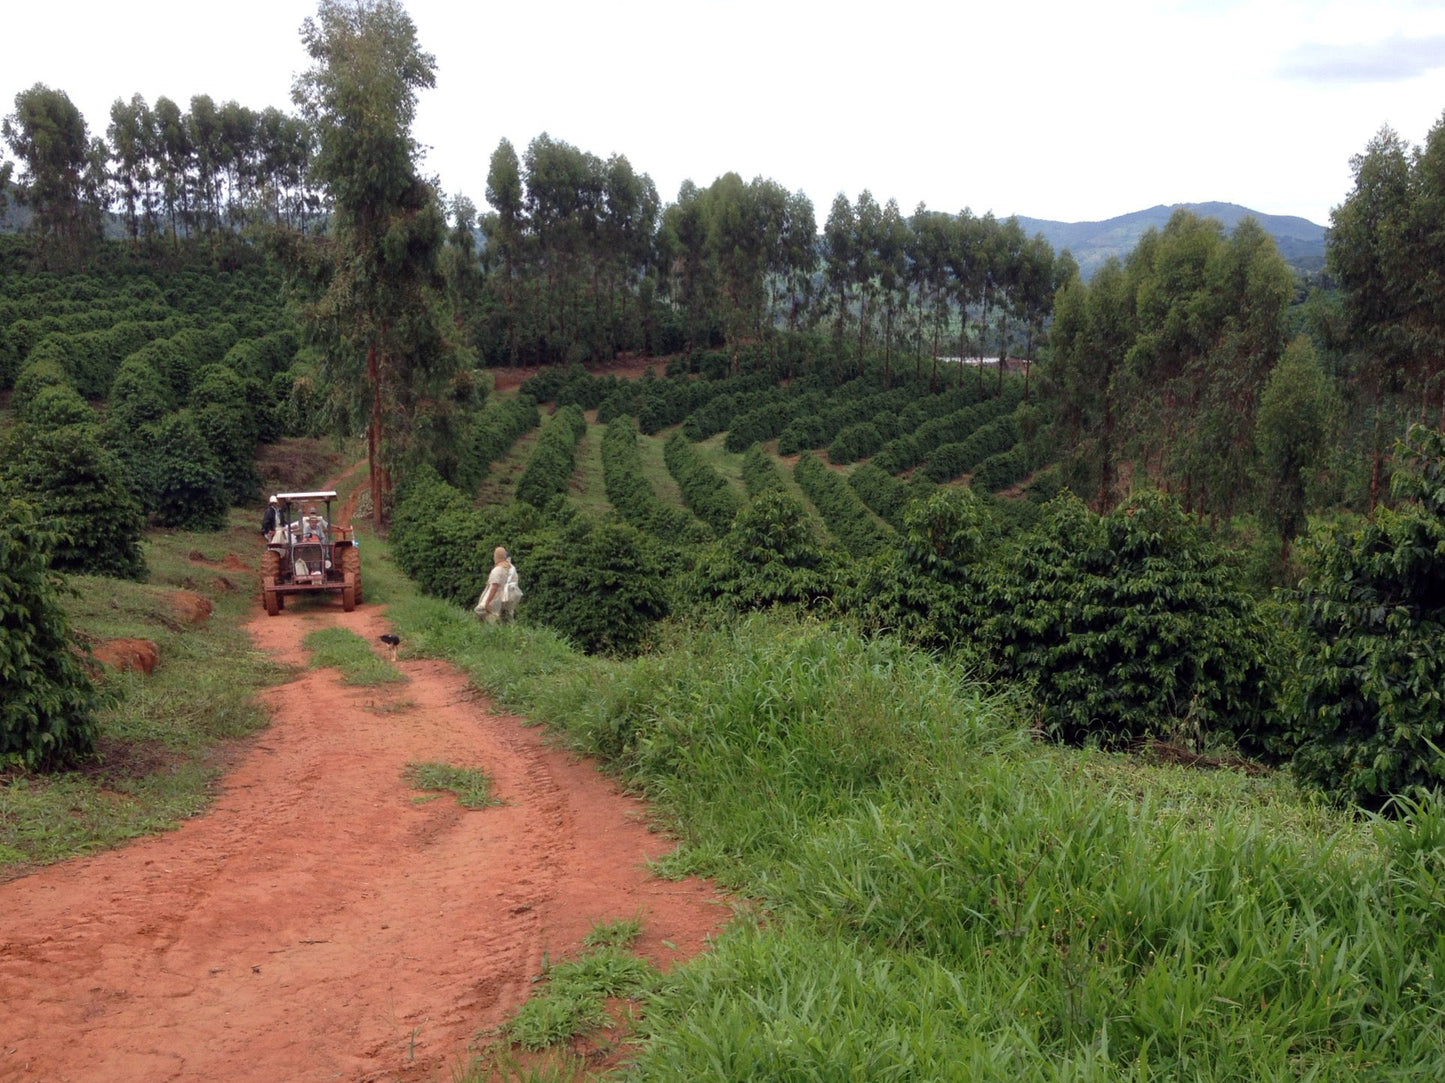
[340,545,362,604]
[261,550,282,616]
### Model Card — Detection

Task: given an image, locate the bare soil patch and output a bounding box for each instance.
[0,597,728,1081]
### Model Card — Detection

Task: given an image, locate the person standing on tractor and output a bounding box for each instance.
[262,496,279,537]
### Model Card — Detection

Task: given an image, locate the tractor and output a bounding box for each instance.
[259,490,362,615]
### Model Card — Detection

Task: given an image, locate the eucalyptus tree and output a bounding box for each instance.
[875,198,909,382]
[187,94,225,236]
[292,0,463,524]
[944,209,983,387]
[108,93,155,243]
[822,192,856,366]
[1328,126,1416,508]
[152,96,193,246]
[663,179,720,354]
[522,132,603,359]
[2,83,105,269]
[908,205,955,387]
[1256,335,1339,557]
[1407,112,1445,425]
[777,189,818,335]
[600,153,659,354]
[705,171,770,369]
[1046,255,1135,508]
[482,137,527,363]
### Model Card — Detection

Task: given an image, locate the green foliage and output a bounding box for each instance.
[792,451,894,558]
[687,490,841,612]
[848,461,934,530]
[513,404,587,510]
[19,382,93,429]
[845,486,995,651]
[140,411,229,530]
[980,490,1278,748]
[737,442,786,496]
[1,424,147,580]
[600,417,709,543]
[107,357,174,432]
[521,516,669,655]
[192,363,262,502]
[826,420,884,464]
[11,356,72,417]
[1284,425,1445,808]
[0,497,102,768]
[922,411,1021,482]
[1256,335,1340,550]
[662,430,742,535]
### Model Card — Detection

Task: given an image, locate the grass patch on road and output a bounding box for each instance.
[405,761,500,809]
[303,626,407,685]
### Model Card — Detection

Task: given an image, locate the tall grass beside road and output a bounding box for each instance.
[393,597,1445,1080]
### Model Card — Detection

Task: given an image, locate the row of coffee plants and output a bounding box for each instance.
[775,381,941,457]
[662,432,742,535]
[791,451,895,559]
[846,461,936,530]
[447,394,540,493]
[602,417,710,543]
[871,390,1022,474]
[741,443,789,496]
[512,405,588,510]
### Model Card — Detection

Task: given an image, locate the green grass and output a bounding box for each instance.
[386,595,1445,1080]
[405,761,500,809]
[635,423,690,509]
[567,421,612,520]
[303,626,408,685]
[500,923,656,1051]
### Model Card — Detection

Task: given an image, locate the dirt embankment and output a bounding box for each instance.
[0,598,727,1082]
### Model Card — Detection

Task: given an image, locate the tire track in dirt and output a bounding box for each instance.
[0,598,728,1082]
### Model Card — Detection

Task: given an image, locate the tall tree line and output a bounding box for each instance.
[3,83,318,268]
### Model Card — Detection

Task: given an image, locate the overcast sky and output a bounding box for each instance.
[7,0,1445,228]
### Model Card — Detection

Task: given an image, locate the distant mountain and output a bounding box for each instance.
[1014,202,1328,279]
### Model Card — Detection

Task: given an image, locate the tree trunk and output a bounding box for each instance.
[368,342,386,528]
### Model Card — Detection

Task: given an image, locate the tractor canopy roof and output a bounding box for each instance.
[272,491,339,503]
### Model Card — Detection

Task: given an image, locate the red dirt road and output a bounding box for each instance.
[0,599,728,1082]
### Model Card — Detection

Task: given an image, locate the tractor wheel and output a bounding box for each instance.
[342,583,356,612]
[260,550,282,616]
[340,546,362,604]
